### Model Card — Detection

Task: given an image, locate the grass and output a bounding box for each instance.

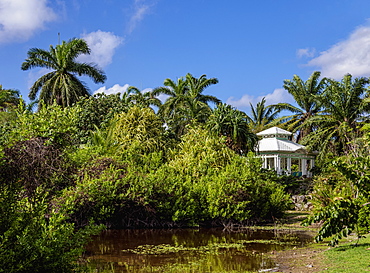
[322,234,370,272]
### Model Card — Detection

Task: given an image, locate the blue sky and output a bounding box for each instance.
[2,0,370,113]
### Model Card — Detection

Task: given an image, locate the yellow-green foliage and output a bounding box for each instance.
[168,125,235,176]
[4,103,80,147]
[111,106,166,154]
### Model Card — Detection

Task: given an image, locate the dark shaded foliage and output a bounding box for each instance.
[0,137,74,196]
[74,93,131,143]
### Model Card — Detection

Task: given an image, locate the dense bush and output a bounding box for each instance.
[2,103,80,147]
[0,184,103,273]
[74,93,131,143]
[57,127,291,228]
[303,156,370,246]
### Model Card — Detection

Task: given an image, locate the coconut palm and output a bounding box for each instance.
[303,74,370,157]
[246,97,282,133]
[21,38,106,109]
[207,103,258,154]
[274,71,326,142]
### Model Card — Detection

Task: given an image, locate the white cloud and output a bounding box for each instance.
[307,24,370,79]
[226,88,294,110]
[226,94,255,109]
[94,84,169,104]
[79,30,123,68]
[94,84,130,95]
[127,0,155,34]
[296,48,315,58]
[0,0,57,43]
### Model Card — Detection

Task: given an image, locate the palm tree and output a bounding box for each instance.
[185,73,221,105]
[0,85,21,112]
[303,74,370,157]
[152,77,189,120]
[274,71,326,142]
[246,97,282,133]
[126,86,162,109]
[207,103,258,154]
[21,38,106,109]
[153,74,220,137]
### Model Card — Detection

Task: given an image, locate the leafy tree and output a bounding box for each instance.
[74,92,132,144]
[167,99,212,137]
[275,71,326,142]
[168,125,236,176]
[0,114,102,272]
[110,106,166,155]
[207,103,258,154]
[21,38,106,109]
[160,127,290,224]
[302,74,370,158]
[246,97,282,133]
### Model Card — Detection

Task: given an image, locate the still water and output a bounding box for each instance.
[84,228,313,272]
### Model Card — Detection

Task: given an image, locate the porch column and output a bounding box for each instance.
[301,159,307,176]
[287,157,291,175]
[262,156,267,169]
[275,155,281,175]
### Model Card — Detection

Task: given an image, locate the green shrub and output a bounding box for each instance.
[0,186,103,273]
[303,156,370,246]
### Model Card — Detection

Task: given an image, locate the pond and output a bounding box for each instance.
[84,227,314,272]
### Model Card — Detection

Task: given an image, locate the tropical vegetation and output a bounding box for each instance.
[1,38,370,271]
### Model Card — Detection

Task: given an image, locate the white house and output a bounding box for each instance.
[256,127,316,177]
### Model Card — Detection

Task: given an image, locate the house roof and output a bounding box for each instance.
[258,137,306,153]
[256,126,292,137]
[256,126,308,153]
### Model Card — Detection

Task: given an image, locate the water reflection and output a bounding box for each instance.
[84,228,313,272]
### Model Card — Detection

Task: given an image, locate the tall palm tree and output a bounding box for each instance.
[0,85,21,112]
[246,97,282,133]
[207,103,258,154]
[21,38,106,109]
[303,74,370,157]
[274,71,326,142]
[153,74,220,137]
